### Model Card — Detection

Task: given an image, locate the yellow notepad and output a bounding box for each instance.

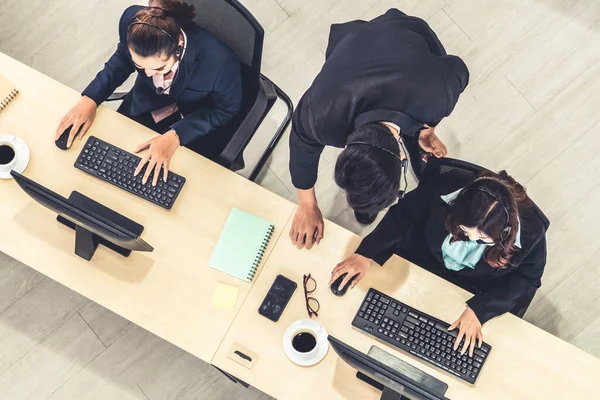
[0,73,18,113]
[212,283,240,311]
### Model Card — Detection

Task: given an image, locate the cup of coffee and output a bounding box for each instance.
[0,135,29,179]
[292,331,318,354]
[283,319,329,366]
[0,141,17,169]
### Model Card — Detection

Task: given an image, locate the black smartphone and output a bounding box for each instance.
[258,274,297,322]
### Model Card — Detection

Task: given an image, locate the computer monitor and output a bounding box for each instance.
[328,335,449,400]
[10,170,153,261]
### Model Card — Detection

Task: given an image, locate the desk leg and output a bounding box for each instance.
[212,365,250,388]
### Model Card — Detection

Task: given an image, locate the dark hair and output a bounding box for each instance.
[335,123,402,214]
[444,170,532,269]
[127,0,197,58]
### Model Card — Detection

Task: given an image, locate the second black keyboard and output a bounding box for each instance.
[352,288,492,385]
[75,136,186,210]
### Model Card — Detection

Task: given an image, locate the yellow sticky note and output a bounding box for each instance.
[212,283,240,311]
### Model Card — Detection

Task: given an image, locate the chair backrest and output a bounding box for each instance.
[423,158,550,230]
[185,0,265,162]
[192,0,264,105]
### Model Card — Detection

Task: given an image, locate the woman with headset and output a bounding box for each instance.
[330,166,548,357]
[55,0,242,186]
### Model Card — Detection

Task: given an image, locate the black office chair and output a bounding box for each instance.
[421,157,550,318]
[107,0,293,181]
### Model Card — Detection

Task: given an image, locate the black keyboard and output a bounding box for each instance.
[353,289,491,385]
[74,136,186,210]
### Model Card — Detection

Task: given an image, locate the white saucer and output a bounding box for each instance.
[283,319,329,367]
[0,135,30,179]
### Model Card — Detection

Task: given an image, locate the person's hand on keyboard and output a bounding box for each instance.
[448,306,482,357]
[134,130,180,186]
[329,253,371,289]
[55,95,97,147]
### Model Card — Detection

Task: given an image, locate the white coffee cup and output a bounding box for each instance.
[0,134,30,179]
[283,319,329,366]
[0,136,18,170]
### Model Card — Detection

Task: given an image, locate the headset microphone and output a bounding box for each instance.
[156,87,165,96]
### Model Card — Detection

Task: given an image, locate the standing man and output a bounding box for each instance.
[289,9,469,249]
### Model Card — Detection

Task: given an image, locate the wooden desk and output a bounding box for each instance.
[211,219,600,399]
[0,52,295,362]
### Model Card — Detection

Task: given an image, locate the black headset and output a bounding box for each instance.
[128,15,184,96]
[474,187,512,243]
[346,139,409,200]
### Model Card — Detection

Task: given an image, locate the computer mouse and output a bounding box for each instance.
[330,273,358,296]
[55,126,77,150]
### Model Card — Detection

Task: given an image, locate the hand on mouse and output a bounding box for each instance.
[134,130,180,186]
[55,96,97,148]
[329,253,371,290]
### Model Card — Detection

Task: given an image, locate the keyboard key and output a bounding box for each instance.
[474,349,487,358]
[408,311,418,318]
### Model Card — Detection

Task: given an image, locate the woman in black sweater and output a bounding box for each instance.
[330,168,548,357]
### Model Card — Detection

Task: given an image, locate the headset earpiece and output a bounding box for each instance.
[175,39,184,59]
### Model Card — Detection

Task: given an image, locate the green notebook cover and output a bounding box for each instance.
[209,208,274,282]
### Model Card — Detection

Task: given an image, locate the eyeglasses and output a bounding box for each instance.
[303,274,320,318]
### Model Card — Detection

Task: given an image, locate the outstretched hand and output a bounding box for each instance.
[134,130,180,186]
[448,307,483,357]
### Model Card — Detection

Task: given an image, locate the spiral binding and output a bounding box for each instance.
[0,89,18,111]
[247,224,274,281]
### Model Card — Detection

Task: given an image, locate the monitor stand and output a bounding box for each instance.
[56,191,144,261]
[356,346,448,400]
[357,372,407,400]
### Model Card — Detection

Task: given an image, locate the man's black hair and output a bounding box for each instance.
[335,123,402,214]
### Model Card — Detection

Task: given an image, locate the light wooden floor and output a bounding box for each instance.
[1,0,600,398]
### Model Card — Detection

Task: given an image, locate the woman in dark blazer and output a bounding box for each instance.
[330,168,548,357]
[55,0,242,186]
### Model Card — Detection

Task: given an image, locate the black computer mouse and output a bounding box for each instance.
[330,273,358,296]
[55,126,77,150]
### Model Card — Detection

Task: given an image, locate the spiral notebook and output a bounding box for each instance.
[209,208,274,282]
[0,73,19,113]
